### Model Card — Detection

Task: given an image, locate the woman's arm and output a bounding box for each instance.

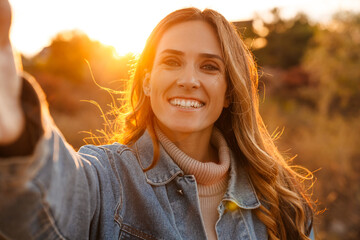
[0,2,106,238]
[0,0,24,145]
[0,74,104,239]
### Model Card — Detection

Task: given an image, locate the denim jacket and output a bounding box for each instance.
[0,77,314,239]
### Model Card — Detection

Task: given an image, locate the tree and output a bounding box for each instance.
[253,8,316,69]
[27,30,135,85]
[302,12,360,116]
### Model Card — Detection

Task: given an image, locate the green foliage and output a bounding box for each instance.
[232,20,260,42]
[249,9,360,239]
[302,12,360,116]
[27,30,135,85]
[32,31,92,83]
[21,31,136,147]
[252,8,316,69]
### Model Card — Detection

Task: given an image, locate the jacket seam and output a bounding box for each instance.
[133,143,184,186]
[99,146,124,223]
[245,174,261,206]
[145,169,183,186]
[238,209,254,240]
[34,179,67,240]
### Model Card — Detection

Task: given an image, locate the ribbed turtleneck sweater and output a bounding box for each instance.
[154,125,231,240]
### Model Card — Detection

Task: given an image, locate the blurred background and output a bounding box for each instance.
[9,0,360,239]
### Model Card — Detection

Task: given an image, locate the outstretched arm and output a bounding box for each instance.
[0,0,24,145]
[0,4,107,239]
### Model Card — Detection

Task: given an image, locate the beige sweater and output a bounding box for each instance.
[155,126,231,240]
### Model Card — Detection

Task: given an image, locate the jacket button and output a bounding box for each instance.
[176,189,184,195]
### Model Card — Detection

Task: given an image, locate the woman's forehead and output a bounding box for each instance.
[155,20,223,58]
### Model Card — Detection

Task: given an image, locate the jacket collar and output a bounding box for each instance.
[133,131,184,186]
[133,131,260,209]
[223,151,261,209]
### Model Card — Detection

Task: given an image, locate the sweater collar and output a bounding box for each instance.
[154,125,230,185]
[133,131,260,209]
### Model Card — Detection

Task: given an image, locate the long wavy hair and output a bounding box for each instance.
[107,7,314,240]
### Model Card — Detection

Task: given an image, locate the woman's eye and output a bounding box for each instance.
[163,59,180,67]
[201,64,219,71]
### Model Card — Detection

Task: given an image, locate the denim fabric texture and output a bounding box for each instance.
[0,125,271,240]
[0,77,314,240]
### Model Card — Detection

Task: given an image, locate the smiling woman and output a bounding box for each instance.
[111,8,315,239]
[0,2,315,240]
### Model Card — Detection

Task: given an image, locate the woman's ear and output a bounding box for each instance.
[223,97,230,108]
[143,72,151,96]
[223,90,231,108]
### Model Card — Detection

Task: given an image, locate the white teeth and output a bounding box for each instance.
[169,98,204,109]
[181,99,186,107]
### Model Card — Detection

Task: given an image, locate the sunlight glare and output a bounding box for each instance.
[9,0,360,57]
[79,1,159,56]
[60,2,151,56]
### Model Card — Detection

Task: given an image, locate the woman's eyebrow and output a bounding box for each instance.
[160,49,184,56]
[199,53,224,64]
[160,49,224,63]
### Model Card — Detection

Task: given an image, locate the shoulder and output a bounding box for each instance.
[77,130,154,164]
[77,142,147,176]
[78,142,136,166]
[76,143,143,193]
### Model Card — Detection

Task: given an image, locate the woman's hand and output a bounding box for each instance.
[0,0,11,46]
[0,0,24,145]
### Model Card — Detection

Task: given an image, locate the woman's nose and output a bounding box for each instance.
[176,67,200,89]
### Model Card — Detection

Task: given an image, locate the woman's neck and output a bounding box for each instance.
[155,122,218,163]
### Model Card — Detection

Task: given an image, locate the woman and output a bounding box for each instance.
[0,1,314,239]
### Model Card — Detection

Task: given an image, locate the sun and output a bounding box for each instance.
[62,1,162,56]
[86,20,151,56]
[80,1,192,56]
[10,0,176,56]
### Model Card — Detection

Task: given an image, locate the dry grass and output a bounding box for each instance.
[260,97,360,240]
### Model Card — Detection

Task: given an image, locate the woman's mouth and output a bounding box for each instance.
[169,98,204,109]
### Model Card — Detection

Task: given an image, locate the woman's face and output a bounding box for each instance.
[144,20,228,139]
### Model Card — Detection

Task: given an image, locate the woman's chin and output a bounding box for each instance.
[156,119,213,138]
